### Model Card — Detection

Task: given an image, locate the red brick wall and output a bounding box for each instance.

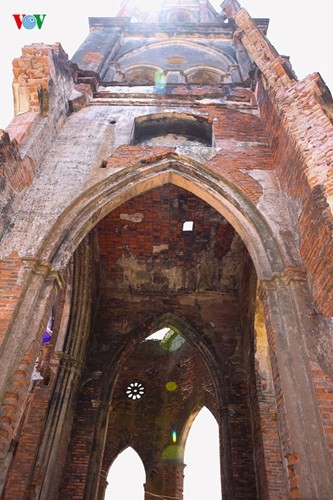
[2,282,68,499]
[311,361,333,461]
[59,186,284,499]
[0,253,23,349]
[259,83,333,317]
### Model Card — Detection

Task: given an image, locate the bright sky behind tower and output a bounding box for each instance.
[0,0,331,129]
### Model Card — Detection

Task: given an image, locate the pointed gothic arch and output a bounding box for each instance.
[105,446,145,500]
[183,406,222,500]
[1,0,333,496]
[89,311,233,499]
[37,156,286,280]
[100,312,224,400]
[1,153,330,499]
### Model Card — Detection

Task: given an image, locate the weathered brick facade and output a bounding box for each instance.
[0,0,332,498]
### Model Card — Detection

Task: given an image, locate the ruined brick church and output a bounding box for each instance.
[0,0,332,497]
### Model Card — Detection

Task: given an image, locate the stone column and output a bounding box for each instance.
[259,268,333,498]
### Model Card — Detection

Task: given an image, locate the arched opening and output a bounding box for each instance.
[125,66,157,85]
[183,407,222,500]
[86,182,262,499]
[186,68,225,84]
[105,447,145,500]
[3,168,292,500]
[2,150,297,500]
[102,314,222,500]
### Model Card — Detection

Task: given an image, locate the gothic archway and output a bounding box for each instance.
[0,158,330,499]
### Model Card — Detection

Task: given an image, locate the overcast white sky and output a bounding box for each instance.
[0,1,331,129]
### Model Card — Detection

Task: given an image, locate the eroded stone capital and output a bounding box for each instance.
[258,267,307,292]
[22,257,64,288]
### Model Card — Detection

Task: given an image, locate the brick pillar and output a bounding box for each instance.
[145,462,185,500]
[0,258,61,494]
[259,269,333,498]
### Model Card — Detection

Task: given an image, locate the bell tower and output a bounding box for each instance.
[0,1,332,499]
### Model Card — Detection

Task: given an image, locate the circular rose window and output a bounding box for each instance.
[125,381,145,400]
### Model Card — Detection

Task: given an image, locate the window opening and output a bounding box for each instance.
[183,407,222,500]
[125,381,146,400]
[183,220,194,232]
[105,447,145,500]
[146,327,171,340]
[145,327,185,352]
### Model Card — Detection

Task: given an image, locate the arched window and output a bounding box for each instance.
[183,407,222,500]
[105,447,145,500]
[125,66,157,85]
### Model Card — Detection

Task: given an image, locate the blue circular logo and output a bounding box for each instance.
[23,15,36,30]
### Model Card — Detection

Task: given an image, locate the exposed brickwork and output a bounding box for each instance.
[61,289,260,499]
[97,184,236,291]
[259,82,333,317]
[0,341,40,462]
[103,340,216,498]
[258,284,294,496]
[12,43,73,116]
[206,143,274,204]
[0,131,35,192]
[105,107,274,205]
[0,253,24,348]
[3,375,53,499]
[58,187,285,499]
[59,382,102,499]
[106,145,176,169]
[2,287,67,498]
[1,1,332,498]
[224,0,333,316]
[311,361,333,460]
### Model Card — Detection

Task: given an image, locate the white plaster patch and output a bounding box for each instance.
[246,168,303,265]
